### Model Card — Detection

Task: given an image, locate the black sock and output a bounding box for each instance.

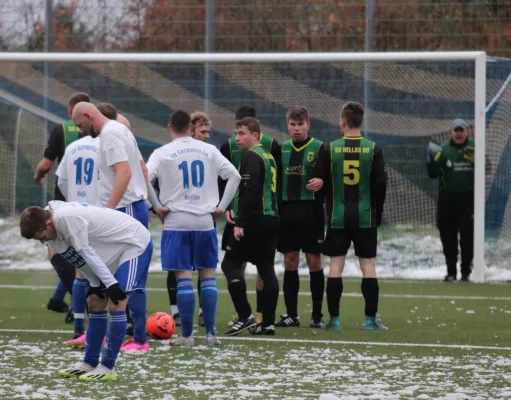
[309,269,325,321]
[361,278,379,317]
[326,277,343,318]
[257,263,279,327]
[167,271,177,307]
[50,254,75,294]
[227,279,252,320]
[283,270,299,318]
[256,289,263,313]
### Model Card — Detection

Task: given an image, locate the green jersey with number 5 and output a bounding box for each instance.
[328,136,386,229]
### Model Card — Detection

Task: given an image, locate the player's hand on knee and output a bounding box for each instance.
[87,285,106,299]
[234,226,244,241]
[306,178,323,192]
[225,210,236,224]
[106,283,127,305]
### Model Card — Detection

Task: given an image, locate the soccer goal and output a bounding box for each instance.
[0,51,506,282]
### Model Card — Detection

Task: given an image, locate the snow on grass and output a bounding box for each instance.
[1,216,511,281]
[0,337,510,399]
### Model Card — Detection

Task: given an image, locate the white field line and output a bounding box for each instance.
[0,284,510,301]
[0,328,510,351]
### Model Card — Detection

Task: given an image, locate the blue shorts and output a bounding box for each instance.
[117,199,149,228]
[161,230,217,271]
[116,240,153,293]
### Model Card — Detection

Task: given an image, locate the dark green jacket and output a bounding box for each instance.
[427,139,488,193]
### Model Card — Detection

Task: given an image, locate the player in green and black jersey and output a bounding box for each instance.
[222,117,280,336]
[33,92,91,318]
[274,106,326,329]
[310,102,388,331]
[219,106,281,325]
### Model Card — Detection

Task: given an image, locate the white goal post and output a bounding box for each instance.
[0,51,487,282]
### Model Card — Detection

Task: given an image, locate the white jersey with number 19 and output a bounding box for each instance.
[56,135,100,205]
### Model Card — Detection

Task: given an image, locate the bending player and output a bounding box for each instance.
[58,102,134,346]
[222,117,280,336]
[164,111,212,327]
[308,102,388,331]
[275,106,326,329]
[148,110,240,346]
[219,106,281,326]
[19,201,153,381]
[55,115,100,344]
[72,102,163,354]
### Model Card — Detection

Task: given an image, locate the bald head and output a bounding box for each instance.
[72,102,109,138]
[117,113,131,129]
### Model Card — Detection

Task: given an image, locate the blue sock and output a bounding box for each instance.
[177,278,195,337]
[83,311,108,368]
[72,278,89,334]
[129,290,147,344]
[102,311,127,370]
[200,278,218,335]
[51,280,67,302]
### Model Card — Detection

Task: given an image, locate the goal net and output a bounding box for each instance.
[0,52,509,281]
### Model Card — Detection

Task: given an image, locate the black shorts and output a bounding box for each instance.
[277,202,325,255]
[223,217,279,265]
[322,227,377,259]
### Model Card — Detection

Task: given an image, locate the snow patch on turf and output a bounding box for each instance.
[1,218,511,281]
[1,338,510,399]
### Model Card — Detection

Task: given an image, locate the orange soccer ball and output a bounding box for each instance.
[146,312,176,340]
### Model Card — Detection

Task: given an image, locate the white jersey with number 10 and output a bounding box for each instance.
[147,136,235,215]
[56,135,100,205]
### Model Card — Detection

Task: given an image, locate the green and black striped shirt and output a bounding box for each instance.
[280,137,325,203]
[235,144,279,228]
[220,133,281,217]
[316,136,387,229]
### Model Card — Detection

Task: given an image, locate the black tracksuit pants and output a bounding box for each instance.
[437,191,474,277]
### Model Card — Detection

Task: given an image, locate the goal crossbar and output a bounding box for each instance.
[0,51,486,63]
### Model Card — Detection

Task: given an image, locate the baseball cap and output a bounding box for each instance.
[452,118,468,130]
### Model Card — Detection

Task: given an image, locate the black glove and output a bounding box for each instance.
[87,285,106,299]
[106,283,127,305]
[376,213,383,227]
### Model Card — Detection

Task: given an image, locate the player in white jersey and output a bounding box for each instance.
[72,102,163,354]
[20,201,153,382]
[55,134,100,344]
[162,111,212,328]
[147,110,240,346]
[56,135,100,205]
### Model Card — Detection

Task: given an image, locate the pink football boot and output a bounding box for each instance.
[120,338,150,354]
[65,334,106,349]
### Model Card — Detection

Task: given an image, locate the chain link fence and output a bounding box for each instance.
[0,0,510,56]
